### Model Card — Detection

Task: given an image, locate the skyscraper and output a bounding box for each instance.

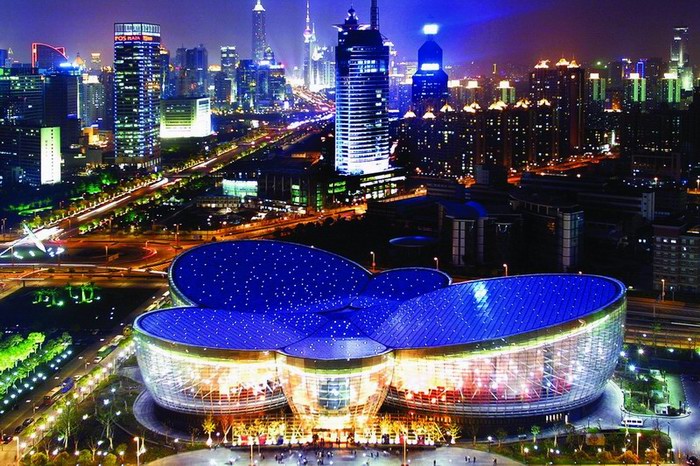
[185,45,208,97]
[114,22,162,169]
[31,43,68,73]
[302,0,316,89]
[412,24,449,114]
[221,46,239,80]
[670,27,694,91]
[252,0,267,63]
[334,5,390,176]
[236,59,257,111]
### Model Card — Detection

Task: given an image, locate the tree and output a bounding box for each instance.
[55,402,79,449]
[495,429,507,447]
[531,425,541,443]
[78,450,93,466]
[97,404,117,450]
[645,449,662,465]
[202,414,216,444]
[53,451,72,466]
[465,417,479,446]
[445,421,461,444]
[103,453,118,466]
[30,452,49,466]
[617,450,640,464]
[220,415,234,444]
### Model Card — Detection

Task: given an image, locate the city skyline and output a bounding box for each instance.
[1,0,699,72]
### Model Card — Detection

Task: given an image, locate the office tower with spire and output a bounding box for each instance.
[114,22,162,169]
[412,24,449,114]
[303,0,316,89]
[670,27,694,91]
[252,0,267,63]
[334,2,391,176]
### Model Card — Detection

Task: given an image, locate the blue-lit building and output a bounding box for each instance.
[252,0,267,63]
[412,25,449,115]
[134,240,625,430]
[114,22,162,169]
[31,43,68,73]
[334,6,391,176]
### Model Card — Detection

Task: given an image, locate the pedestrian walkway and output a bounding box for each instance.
[147,446,522,466]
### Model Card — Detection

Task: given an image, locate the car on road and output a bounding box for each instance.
[22,417,34,427]
[2,434,12,444]
[13,426,23,435]
[687,456,698,466]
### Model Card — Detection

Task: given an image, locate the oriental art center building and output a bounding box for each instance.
[133,241,626,429]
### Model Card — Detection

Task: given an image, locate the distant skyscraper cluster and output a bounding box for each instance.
[392,25,699,183]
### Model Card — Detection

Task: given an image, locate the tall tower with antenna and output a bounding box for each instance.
[303,0,316,88]
[252,0,267,63]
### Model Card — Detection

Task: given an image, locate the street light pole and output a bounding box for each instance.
[15,435,20,466]
[134,436,141,466]
[434,257,439,270]
[636,432,641,457]
[503,263,509,277]
[402,431,408,466]
[370,251,376,273]
[661,279,665,301]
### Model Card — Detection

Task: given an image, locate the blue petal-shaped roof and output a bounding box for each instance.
[351,274,625,349]
[170,240,372,313]
[135,307,328,351]
[283,320,388,360]
[350,268,451,309]
[137,241,625,361]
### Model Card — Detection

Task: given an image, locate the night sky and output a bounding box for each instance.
[1,0,698,72]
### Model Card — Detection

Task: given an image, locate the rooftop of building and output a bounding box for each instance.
[136,241,625,360]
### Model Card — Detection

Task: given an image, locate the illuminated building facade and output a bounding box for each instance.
[252,0,267,63]
[334,6,391,176]
[0,125,61,186]
[114,22,162,169]
[160,97,211,139]
[412,25,449,114]
[31,43,68,72]
[135,240,625,428]
[670,27,694,91]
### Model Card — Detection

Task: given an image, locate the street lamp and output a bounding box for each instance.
[401,430,408,466]
[636,432,641,457]
[434,257,439,270]
[370,251,376,273]
[14,435,21,466]
[503,263,509,277]
[661,279,665,301]
[134,436,144,466]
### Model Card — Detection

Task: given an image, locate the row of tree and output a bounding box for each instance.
[0,333,72,397]
[0,332,45,373]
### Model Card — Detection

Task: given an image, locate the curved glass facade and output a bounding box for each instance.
[279,354,394,429]
[135,296,624,422]
[135,338,287,415]
[387,299,625,417]
[134,240,626,426]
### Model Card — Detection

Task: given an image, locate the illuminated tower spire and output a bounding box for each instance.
[303,0,313,42]
[252,0,267,62]
[371,0,379,30]
[303,0,316,88]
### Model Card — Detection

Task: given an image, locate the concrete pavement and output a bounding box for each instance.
[147,446,522,466]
